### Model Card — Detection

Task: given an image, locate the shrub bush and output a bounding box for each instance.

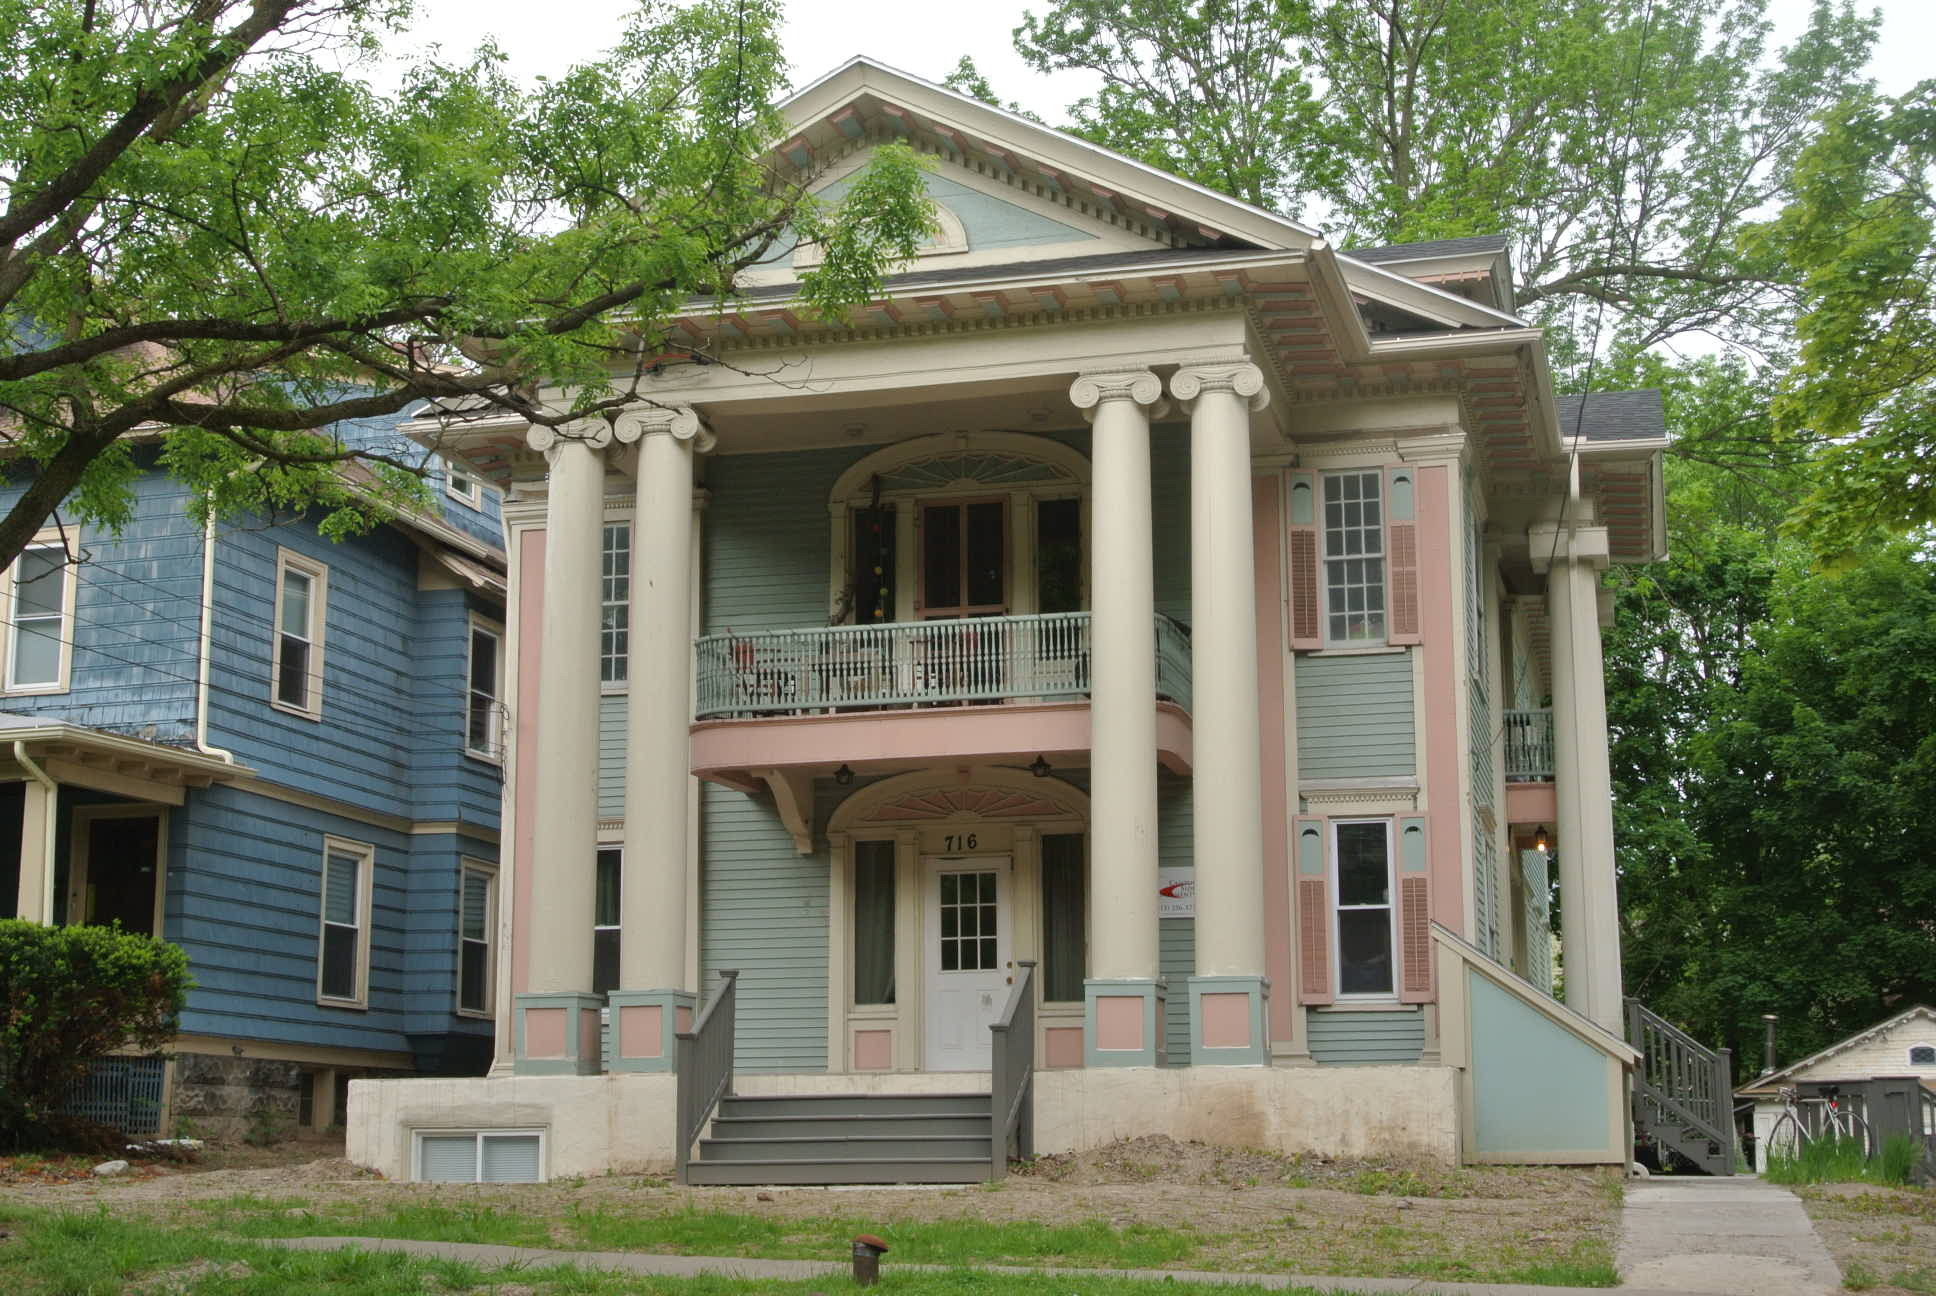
[0,920,191,1149]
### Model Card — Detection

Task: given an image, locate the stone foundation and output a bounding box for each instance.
[347,1064,1458,1181]
[168,1053,305,1143]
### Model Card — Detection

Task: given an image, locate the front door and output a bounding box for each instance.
[923,854,1012,1071]
[68,810,164,936]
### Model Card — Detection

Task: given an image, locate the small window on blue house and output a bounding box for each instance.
[318,837,372,1007]
[459,862,495,1015]
[594,847,621,994]
[4,535,74,693]
[443,456,483,507]
[466,620,504,760]
[273,548,327,718]
[601,524,630,683]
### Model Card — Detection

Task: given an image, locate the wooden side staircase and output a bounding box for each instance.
[1626,998,1737,1176]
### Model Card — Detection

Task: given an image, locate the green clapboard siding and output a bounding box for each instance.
[1308,1008,1426,1064]
[598,693,625,819]
[1294,652,1416,779]
[704,446,868,635]
[1468,970,1610,1158]
[700,783,829,1072]
[1157,768,1193,1065]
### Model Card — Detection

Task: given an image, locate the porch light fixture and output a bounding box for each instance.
[1029,754,1051,779]
[1533,825,1550,853]
[834,764,854,787]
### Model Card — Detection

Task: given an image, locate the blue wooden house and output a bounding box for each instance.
[0,418,505,1138]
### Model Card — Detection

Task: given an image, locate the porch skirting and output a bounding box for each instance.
[347,1064,1458,1181]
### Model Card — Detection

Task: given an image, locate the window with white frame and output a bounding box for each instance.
[318,837,373,1007]
[3,538,74,692]
[1321,471,1386,644]
[443,456,483,507]
[594,846,621,994]
[600,523,630,683]
[1333,819,1396,997]
[415,1129,542,1182]
[458,862,496,1015]
[273,549,327,717]
[465,620,504,760]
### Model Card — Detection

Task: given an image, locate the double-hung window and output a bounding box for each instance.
[1333,819,1396,998]
[1322,471,1386,644]
[594,847,621,994]
[601,524,630,684]
[458,862,496,1015]
[466,620,504,760]
[4,538,74,692]
[318,837,373,1007]
[273,549,327,717]
[444,456,483,508]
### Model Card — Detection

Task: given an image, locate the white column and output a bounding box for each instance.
[617,406,707,991]
[522,425,609,998]
[1174,363,1270,980]
[1070,369,1165,987]
[1542,523,1622,1032]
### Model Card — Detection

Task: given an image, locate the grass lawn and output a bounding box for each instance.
[0,1205,1357,1295]
[1792,1182,1936,1296]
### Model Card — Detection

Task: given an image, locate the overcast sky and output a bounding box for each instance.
[383,0,1932,115]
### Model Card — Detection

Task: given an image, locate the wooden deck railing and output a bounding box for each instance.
[695,613,1192,719]
[674,969,738,1185]
[1626,997,1736,1175]
[988,960,1036,1181]
[1503,708,1555,781]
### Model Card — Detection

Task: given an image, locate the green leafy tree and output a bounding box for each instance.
[1748,81,1936,559]
[1005,0,1876,352]
[0,0,935,572]
[0,920,191,1148]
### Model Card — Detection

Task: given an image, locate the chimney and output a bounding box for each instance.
[1761,1014,1779,1076]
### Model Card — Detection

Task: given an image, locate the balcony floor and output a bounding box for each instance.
[691,699,1193,794]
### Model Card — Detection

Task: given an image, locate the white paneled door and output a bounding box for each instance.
[923,855,1012,1071]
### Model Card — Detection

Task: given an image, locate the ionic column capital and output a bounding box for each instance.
[1070,368,1168,423]
[1170,361,1270,413]
[524,419,612,462]
[613,403,716,453]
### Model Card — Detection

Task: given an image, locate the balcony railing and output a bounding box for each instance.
[1503,708,1555,781]
[695,611,1192,720]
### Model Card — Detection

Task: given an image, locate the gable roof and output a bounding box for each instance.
[1738,1005,1936,1094]
[1556,389,1667,445]
[1347,235,1512,265]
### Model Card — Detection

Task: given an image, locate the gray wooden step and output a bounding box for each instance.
[699,1134,991,1162]
[684,1156,990,1186]
[710,1112,989,1139]
[717,1093,989,1119]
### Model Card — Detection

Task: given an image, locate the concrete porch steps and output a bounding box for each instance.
[685,1092,993,1186]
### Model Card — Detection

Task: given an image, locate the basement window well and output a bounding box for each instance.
[413,1130,544,1183]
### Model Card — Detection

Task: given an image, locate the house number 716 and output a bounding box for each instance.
[943,833,979,851]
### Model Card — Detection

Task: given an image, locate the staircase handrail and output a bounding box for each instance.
[988,960,1036,1182]
[1626,997,1737,1173]
[674,968,739,1186]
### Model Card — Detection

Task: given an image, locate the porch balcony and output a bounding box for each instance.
[689,611,1195,794]
[1502,708,1554,781]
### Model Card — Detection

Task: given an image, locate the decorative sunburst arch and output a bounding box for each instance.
[828,431,1090,507]
[827,766,1089,835]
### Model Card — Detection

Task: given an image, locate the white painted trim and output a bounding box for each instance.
[67,803,170,936]
[271,547,328,721]
[464,614,506,764]
[317,834,375,1011]
[1,530,79,695]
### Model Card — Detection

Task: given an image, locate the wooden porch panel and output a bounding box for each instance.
[690,700,1192,790]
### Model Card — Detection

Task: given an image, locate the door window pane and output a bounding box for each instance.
[939,870,998,972]
[923,505,961,611]
[1036,499,1081,614]
[853,841,896,1005]
[965,502,1005,608]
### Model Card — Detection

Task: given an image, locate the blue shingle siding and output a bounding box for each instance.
[700,782,829,1072]
[1308,1008,1426,1064]
[401,830,497,1038]
[407,586,503,827]
[1294,652,1417,779]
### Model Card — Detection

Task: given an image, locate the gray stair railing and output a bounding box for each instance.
[1625,997,1736,1175]
[988,960,1036,1181]
[675,969,739,1186]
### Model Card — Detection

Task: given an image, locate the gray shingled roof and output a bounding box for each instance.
[1346,235,1510,265]
[738,246,1248,300]
[1555,389,1667,443]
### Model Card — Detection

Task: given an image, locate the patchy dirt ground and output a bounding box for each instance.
[0,1135,1624,1285]
[1797,1182,1936,1296]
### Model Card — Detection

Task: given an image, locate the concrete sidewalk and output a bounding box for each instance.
[267,1235,1696,1294]
[1616,1177,1843,1296]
